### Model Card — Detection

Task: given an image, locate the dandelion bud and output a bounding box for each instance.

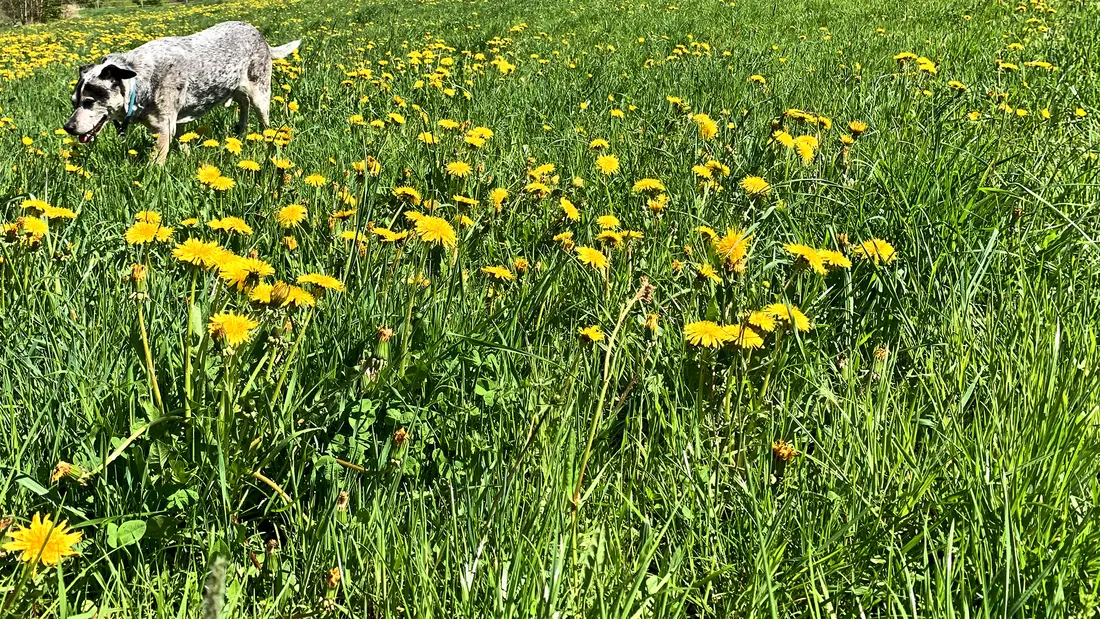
[373,326,394,361]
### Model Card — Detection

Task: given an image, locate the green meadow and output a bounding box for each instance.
[1,0,1099,615]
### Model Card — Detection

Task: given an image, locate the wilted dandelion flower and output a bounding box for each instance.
[208,312,259,347]
[683,321,728,348]
[415,215,457,248]
[851,238,897,264]
[173,239,222,269]
[575,246,609,270]
[772,439,798,461]
[125,221,173,245]
[445,161,473,178]
[277,204,308,228]
[3,513,81,567]
[481,266,515,281]
[724,324,764,349]
[763,303,811,332]
[595,154,620,175]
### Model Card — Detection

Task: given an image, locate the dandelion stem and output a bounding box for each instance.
[137,298,165,413]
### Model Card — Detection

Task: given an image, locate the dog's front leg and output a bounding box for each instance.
[149,116,176,166]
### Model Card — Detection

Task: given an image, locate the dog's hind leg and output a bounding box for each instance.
[233,92,251,134]
[245,81,271,128]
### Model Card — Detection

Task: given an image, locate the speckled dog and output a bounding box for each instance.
[63,21,299,164]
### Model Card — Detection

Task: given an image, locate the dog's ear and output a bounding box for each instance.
[78,63,94,75]
[98,63,137,82]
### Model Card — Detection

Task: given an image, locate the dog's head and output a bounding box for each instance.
[63,59,136,143]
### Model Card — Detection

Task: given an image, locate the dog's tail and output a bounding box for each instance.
[269,40,301,60]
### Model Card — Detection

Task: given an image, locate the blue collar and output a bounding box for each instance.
[125,79,137,118]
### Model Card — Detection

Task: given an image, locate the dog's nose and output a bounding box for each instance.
[62,119,77,135]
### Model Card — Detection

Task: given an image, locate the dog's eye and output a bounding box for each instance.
[81,99,95,109]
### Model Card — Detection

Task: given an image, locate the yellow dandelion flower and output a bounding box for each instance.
[851,238,897,264]
[683,321,729,348]
[208,217,252,235]
[597,214,621,229]
[445,161,472,178]
[575,246,609,270]
[125,221,173,245]
[298,272,345,292]
[561,197,580,221]
[277,204,308,228]
[819,249,852,269]
[196,164,222,185]
[304,174,327,188]
[579,325,604,342]
[172,239,223,270]
[393,186,422,204]
[784,243,827,275]
[740,176,770,197]
[209,176,236,191]
[632,178,665,193]
[747,310,776,332]
[3,513,81,567]
[763,303,811,332]
[595,154,620,175]
[695,263,721,282]
[415,215,458,248]
[238,159,261,171]
[724,324,764,349]
[489,188,509,211]
[207,312,260,347]
[481,266,516,281]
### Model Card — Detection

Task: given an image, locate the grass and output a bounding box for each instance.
[0,0,1099,615]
